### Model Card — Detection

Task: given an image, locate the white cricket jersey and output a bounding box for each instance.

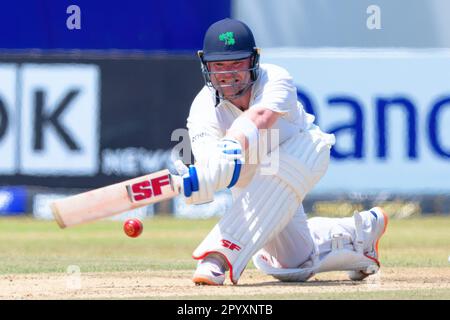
[187,63,315,162]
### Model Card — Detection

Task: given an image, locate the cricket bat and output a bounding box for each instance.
[51,169,180,228]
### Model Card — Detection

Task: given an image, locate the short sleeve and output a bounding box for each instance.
[250,65,298,115]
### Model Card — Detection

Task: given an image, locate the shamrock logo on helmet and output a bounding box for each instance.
[219,32,235,45]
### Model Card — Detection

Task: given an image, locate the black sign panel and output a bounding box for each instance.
[0,54,204,188]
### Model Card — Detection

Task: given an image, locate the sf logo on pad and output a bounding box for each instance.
[221,239,241,251]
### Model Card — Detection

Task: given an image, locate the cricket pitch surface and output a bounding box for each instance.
[1,267,449,299]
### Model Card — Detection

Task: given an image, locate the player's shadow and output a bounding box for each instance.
[239,279,364,287]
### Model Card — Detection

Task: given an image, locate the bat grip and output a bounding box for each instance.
[174,159,189,175]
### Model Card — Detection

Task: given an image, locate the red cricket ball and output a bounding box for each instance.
[123,218,143,238]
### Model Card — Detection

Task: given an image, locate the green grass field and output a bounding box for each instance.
[0,215,449,299]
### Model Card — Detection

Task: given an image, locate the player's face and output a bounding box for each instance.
[207,58,252,99]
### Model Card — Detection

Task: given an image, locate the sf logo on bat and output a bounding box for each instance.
[126,174,173,202]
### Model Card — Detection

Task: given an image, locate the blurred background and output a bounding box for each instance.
[1,0,449,221]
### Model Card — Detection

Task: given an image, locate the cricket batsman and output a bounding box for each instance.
[175,18,388,285]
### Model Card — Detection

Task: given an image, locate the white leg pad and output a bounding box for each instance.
[253,212,381,282]
[253,248,378,282]
[192,129,333,284]
[253,250,316,282]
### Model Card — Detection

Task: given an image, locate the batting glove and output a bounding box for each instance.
[175,138,243,205]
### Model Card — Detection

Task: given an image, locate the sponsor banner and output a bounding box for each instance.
[108,206,153,222]
[0,55,203,188]
[0,1,230,51]
[263,49,450,193]
[20,64,100,175]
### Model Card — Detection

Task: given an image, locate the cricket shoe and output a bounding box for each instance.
[348,207,389,281]
[192,256,226,286]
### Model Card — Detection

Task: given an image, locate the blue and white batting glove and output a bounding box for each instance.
[174,138,243,205]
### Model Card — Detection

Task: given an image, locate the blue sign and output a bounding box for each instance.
[0,187,27,215]
[0,0,230,51]
[263,49,450,193]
